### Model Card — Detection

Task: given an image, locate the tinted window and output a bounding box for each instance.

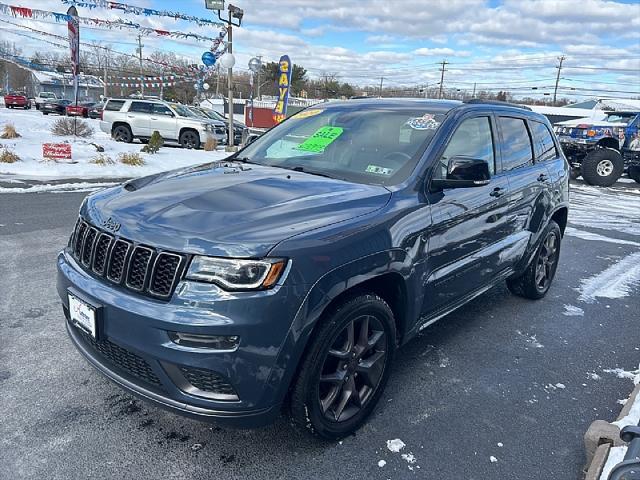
[436,116,495,178]
[129,101,152,113]
[152,104,173,116]
[498,117,533,170]
[530,121,557,162]
[105,100,125,111]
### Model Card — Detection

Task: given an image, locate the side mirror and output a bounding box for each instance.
[431,156,491,189]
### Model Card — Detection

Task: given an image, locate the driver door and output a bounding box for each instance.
[423,115,512,315]
[149,103,177,140]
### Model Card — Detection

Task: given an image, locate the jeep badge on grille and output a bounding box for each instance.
[102,217,121,233]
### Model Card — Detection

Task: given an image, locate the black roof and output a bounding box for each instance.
[327,97,540,117]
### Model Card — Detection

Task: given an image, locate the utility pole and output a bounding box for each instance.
[472,82,476,98]
[379,77,384,98]
[227,24,234,147]
[137,34,144,97]
[438,59,448,99]
[103,61,108,98]
[553,55,565,106]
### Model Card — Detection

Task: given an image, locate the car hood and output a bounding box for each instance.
[82,162,391,258]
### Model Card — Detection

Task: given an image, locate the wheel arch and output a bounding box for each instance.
[111,121,131,134]
[267,251,419,409]
[550,206,568,236]
[597,137,620,150]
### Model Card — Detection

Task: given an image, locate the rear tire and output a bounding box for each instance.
[507,220,562,300]
[179,130,200,149]
[289,293,396,440]
[581,148,624,187]
[112,125,133,143]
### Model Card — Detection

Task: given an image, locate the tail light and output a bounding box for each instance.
[99,110,103,120]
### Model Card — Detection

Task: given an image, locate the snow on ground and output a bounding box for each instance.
[0,108,228,181]
[570,183,640,236]
[0,182,119,194]
[386,439,406,452]
[565,227,640,247]
[599,446,628,480]
[577,252,640,302]
[563,304,584,316]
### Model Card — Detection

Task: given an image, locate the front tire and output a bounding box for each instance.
[581,148,624,187]
[179,130,201,149]
[507,220,562,300]
[629,165,640,184]
[112,125,133,143]
[289,293,396,440]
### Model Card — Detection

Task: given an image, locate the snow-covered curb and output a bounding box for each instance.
[584,381,640,480]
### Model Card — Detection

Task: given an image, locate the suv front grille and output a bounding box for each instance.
[70,218,185,299]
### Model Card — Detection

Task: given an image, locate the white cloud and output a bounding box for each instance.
[413,47,471,57]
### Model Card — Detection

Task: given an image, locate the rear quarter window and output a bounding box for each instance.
[529,121,558,162]
[105,100,125,112]
[497,116,534,171]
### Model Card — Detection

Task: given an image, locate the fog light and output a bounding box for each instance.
[168,332,240,351]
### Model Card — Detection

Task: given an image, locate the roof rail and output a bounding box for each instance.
[463,99,532,111]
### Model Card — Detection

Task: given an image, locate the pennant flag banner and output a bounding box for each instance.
[60,0,223,27]
[107,82,177,87]
[0,2,220,42]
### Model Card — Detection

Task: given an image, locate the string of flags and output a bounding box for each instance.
[59,0,223,27]
[0,2,220,42]
[107,81,178,88]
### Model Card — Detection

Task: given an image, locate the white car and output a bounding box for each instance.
[35,92,59,110]
[99,98,226,149]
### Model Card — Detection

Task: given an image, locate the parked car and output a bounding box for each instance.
[88,103,104,120]
[192,107,246,145]
[99,98,226,148]
[66,102,96,118]
[35,91,59,110]
[3,91,31,109]
[554,110,640,186]
[57,99,569,439]
[41,99,72,115]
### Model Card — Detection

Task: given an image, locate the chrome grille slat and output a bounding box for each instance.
[69,218,183,300]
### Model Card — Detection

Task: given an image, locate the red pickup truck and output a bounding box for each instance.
[3,91,31,109]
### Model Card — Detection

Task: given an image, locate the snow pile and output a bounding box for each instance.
[0,108,228,180]
[578,252,640,302]
[599,446,627,480]
[563,304,584,317]
[386,439,405,453]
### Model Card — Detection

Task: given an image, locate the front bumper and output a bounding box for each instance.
[57,249,307,427]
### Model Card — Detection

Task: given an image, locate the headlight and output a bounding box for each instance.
[186,257,288,290]
[201,123,213,131]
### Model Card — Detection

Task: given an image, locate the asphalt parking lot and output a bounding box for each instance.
[1,179,639,480]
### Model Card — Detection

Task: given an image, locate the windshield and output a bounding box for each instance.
[239,105,445,185]
[170,103,197,118]
[605,113,636,124]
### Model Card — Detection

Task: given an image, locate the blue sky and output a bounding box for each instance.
[2,0,639,99]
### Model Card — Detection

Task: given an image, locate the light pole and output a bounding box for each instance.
[206,1,243,150]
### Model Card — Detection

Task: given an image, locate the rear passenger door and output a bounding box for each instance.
[496,116,549,251]
[424,115,512,314]
[126,101,151,137]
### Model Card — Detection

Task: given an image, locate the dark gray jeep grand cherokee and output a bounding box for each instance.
[57,99,569,439]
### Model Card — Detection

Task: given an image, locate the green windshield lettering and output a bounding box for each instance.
[297,126,344,153]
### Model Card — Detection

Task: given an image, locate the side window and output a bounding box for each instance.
[436,116,495,178]
[152,104,173,116]
[129,102,152,113]
[498,117,534,170]
[530,121,558,162]
[104,100,124,111]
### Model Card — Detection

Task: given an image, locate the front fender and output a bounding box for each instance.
[262,248,423,408]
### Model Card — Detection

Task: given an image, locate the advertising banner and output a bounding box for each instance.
[272,55,292,124]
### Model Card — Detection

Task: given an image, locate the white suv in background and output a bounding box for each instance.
[99,98,226,149]
[35,92,59,110]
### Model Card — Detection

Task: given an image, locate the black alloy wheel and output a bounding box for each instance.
[290,293,396,439]
[534,230,559,293]
[507,220,562,299]
[318,314,387,422]
[112,125,133,143]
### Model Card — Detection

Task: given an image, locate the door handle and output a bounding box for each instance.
[150,117,157,120]
[537,173,549,182]
[127,115,134,118]
[490,187,505,198]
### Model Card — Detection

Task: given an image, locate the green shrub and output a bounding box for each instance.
[141,130,164,154]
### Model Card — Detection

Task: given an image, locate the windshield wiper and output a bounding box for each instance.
[287,166,337,180]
